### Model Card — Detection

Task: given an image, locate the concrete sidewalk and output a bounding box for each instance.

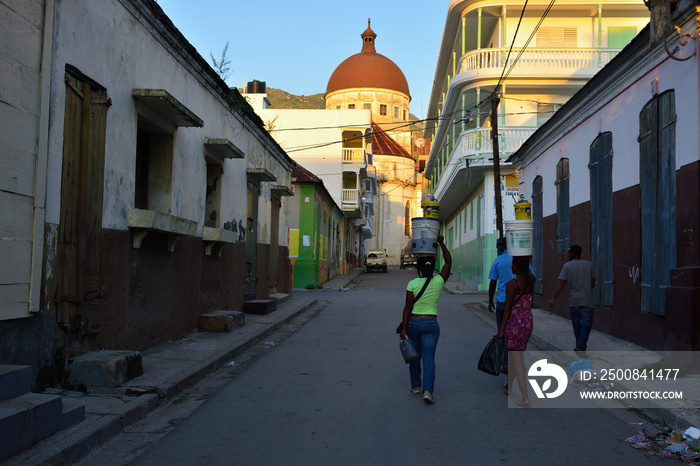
[7,269,366,465]
[10,267,696,464]
[443,282,700,432]
[292,267,366,293]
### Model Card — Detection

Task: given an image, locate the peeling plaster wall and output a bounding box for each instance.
[46,0,255,231]
[38,0,294,356]
[512,17,700,350]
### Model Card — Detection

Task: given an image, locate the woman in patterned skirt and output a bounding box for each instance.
[498,256,535,407]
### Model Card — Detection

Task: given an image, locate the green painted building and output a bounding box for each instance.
[289,166,349,289]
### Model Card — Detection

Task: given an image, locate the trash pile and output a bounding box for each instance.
[568,360,614,393]
[619,426,700,462]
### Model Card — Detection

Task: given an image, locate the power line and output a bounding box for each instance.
[497,0,557,90]
[496,0,530,91]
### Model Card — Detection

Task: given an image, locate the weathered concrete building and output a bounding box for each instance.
[0,0,295,386]
[508,0,700,350]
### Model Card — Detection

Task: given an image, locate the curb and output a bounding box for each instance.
[465,301,700,430]
[7,298,320,465]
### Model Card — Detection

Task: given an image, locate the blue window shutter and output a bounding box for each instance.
[601,133,614,306]
[590,132,614,307]
[590,138,602,306]
[639,90,676,315]
[533,176,544,294]
[655,91,677,314]
[639,98,657,313]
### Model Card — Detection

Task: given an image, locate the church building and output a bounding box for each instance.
[325,20,419,265]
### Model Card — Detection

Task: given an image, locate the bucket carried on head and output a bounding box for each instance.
[505,220,534,256]
[411,217,440,255]
[513,201,532,220]
[422,201,440,219]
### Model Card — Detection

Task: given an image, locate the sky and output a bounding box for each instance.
[157,0,448,120]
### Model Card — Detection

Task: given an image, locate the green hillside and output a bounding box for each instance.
[252,87,326,109]
[241,87,422,123]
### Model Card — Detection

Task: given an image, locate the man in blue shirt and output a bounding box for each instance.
[488,237,513,374]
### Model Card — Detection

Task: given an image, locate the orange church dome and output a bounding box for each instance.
[325,20,410,99]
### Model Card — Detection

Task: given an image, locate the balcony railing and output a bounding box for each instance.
[433,126,537,195]
[458,127,536,156]
[342,189,360,209]
[342,148,365,164]
[460,48,620,75]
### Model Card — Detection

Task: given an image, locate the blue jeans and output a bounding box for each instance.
[406,317,440,393]
[570,306,594,351]
[495,302,508,373]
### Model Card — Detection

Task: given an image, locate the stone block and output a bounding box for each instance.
[68,350,143,388]
[199,310,245,332]
[243,299,277,315]
[269,293,290,304]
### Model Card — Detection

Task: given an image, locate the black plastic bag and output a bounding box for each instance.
[478,335,505,376]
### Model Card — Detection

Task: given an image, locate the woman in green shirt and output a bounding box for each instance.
[399,235,452,404]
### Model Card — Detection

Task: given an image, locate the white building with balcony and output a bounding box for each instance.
[243,83,374,267]
[423,0,649,291]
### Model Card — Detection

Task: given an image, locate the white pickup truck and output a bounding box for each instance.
[365,250,388,273]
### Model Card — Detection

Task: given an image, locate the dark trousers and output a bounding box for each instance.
[570,306,594,351]
[495,301,508,372]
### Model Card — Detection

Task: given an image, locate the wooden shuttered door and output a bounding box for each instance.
[638,91,676,315]
[269,196,281,292]
[57,70,107,333]
[245,181,258,300]
[590,132,614,307]
[532,176,544,294]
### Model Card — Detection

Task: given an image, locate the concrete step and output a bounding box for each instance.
[60,396,86,430]
[243,299,277,315]
[67,350,143,390]
[0,365,32,402]
[269,293,290,304]
[0,392,63,461]
[199,310,245,332]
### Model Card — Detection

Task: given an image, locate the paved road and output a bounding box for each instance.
[77,269,665,465]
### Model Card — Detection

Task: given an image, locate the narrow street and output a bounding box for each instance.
[76,269,664,465]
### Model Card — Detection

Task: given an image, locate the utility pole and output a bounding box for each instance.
[491,90,503,238]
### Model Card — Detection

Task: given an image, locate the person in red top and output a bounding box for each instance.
[499,257,535,407]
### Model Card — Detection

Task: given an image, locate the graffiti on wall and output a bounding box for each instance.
[618,264,640,285]
[223,219,247,242]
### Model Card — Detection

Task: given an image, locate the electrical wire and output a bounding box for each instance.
[496,0,557,90]
[496,0,530,91]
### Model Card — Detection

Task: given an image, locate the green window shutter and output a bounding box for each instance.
[470,202,474,230]
[608,27,637,49]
